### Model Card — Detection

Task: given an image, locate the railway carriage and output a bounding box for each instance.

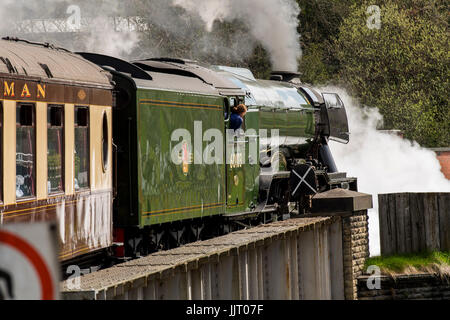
[0,38,114,262]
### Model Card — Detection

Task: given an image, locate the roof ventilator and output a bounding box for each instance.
[39,63,53,78]
[1,57,16,74]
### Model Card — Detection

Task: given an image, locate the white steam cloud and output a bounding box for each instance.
[0,0,140,58]
[327,87,450,256]
[82,16,140,58]
[173,0,302,71]
[0,0,301,67]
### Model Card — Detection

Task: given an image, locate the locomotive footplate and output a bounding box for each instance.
[223,204,278,219]
[316,170,358,192]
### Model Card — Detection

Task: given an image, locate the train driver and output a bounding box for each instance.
[229,104,247,131]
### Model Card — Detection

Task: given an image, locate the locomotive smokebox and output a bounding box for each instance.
[270,71,301,83]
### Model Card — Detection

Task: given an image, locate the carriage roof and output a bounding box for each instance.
[0,37,112,89]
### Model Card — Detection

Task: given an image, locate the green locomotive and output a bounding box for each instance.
[80,54,356,257]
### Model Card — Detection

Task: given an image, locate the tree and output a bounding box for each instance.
[297,0,362,84]
[334,0,449,147]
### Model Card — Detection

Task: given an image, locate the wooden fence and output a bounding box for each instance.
[378,193,450,256]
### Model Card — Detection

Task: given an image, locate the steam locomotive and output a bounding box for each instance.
[0,37,356,265]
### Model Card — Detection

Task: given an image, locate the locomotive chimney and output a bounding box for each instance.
[270,71,301,83]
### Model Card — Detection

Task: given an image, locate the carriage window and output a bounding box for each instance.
[74,106,89,191]
[16,103,36,199]
[0,102,2,202]
[102,112,109,172]
[48,105,64,194]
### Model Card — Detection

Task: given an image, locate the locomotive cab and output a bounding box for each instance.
[297,86,357,192]
[321,93,349,144]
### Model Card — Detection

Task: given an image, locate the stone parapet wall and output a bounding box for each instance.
[309,188,373,300]
[342,211,370,300]
[358,273,450,300]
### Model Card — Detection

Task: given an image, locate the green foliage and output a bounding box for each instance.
[365,251,450,274]
[297,0,364,84]
[244,45,272,80]
[298,0,361,44]
[334,0,449,147]
[298,43,332,85]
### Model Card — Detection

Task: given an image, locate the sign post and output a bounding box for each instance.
[0,223,60,300]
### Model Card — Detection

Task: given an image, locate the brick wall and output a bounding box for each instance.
[431,148,450,180]
[342,211,370,300]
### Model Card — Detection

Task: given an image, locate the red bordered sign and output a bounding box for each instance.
[0,223,59,300]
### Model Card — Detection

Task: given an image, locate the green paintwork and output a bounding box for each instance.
[223,101,315,215]
[243,111,260,211]
[225,120,250,214]
[259,108,315,138]
[136,88,226,226]
[225,136,246,212]
[115,70,317,228]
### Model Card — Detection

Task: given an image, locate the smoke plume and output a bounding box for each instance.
[0,0,140,58]
[0,0,301,69]
[327,87,450,256]
[173,0,302,71]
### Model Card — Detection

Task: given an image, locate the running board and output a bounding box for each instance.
[223,204,278,219]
